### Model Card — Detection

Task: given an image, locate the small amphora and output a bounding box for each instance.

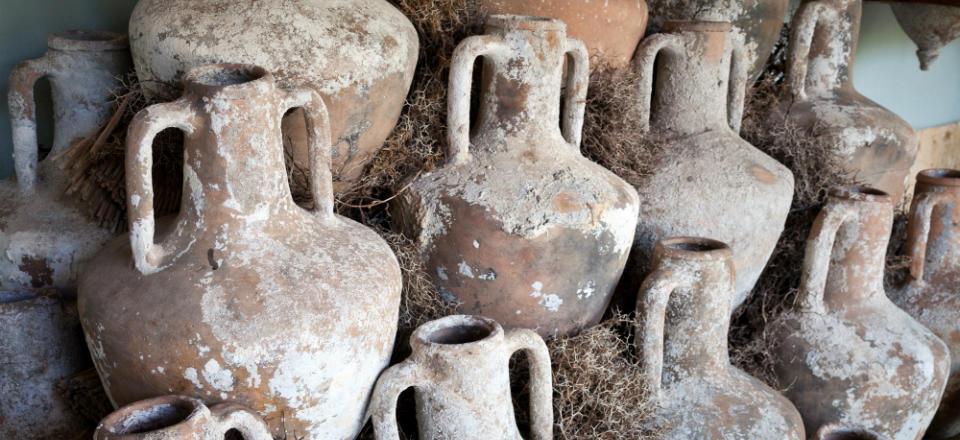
[94,395,271,439]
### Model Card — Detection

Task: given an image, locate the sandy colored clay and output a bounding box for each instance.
[78,64,402,439]
[770,186,949,440]
[368,315,552,440]
[891,3,960,71]
[95,395,272,439]
[396,16,640,338]
[632,21,794,311]
[636,237,805,439]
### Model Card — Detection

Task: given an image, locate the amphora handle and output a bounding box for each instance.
[905,191,953,282]
[368,359,424,440]
[634,33,685,133]
[209,402,273,439]
[504,329,554,440]
[279,88,335,220]
[799,199,854,313]
[7,54,53,193]
[787,1,831,101]
[447,35,506,166]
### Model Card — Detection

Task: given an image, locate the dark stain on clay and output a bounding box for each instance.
[207,248,219,270]
[19,255,54,288]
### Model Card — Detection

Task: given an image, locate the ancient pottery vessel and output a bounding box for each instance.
[2,30,126,290]
[78,64,403,439]
[636,237,805,439]
[368,315,553,440]
[770,186,949,440]
[0,289,89,439]
[779,0,918,203]
[646,0,788,82]
[813,424,886,440]
[632,21,794,311]
[128,0,419,190]
[891,3,960,71]
[95,395,272,439]
[395,16,640,338]
[889,169,960,440]
[479,0,649,68]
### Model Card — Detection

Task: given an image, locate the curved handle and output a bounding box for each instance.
[634,34,685,133]
[505,329,554,440]
[799,200,853,312]
[635,267,683,399]
[210,402,273,440]
[787,1,827,101]
[126,98,197,275]
[447,35,505,166]
[7,55,52,193]
[905,192,952,282]
[368,359,423,440]
[562,38,589,150]
[727,45,749,134]
[280,88,334,220]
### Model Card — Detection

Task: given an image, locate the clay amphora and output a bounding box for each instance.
[891,3,960,71]
[780,0,918,203]
[889,169,960,440]
[813,424,886,440]
[2,30,127,290]
[78,64,403,439]
[368,315,553,440]
[636,237,805,439]
[95,395,272,439]
[0,289,89,439]
[395,16,640,338]
[770,186,949,440]
[479,0,649,68]
[632,21,794,311]
[128,0,419,190]
[647,0,789,82]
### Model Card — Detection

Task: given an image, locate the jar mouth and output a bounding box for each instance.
[415,315,502,348]
[487,15,566,33]
[813,424,882,440]
[99,396,202,434]
[830,185,891,203]
[49,30,128,51]
[184,63,273,97]
[658,237,732,261]
[917,168,960,187]
[662,20,733,33]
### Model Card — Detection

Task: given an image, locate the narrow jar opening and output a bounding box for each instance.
[830,185,891,202]
[918,168,960,186]
[105,399,197,434]
[816,429,880,440]
[57,30,119,41]
[426,322,495,345]
[189,64,267,88]
[49,30,127,51]
[659,237,732,261]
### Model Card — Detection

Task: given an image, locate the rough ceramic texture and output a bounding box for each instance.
[647,0,788,82]
[368,315,553,440]
[479,0,649,68]
[890,3,960,71]
[128,0,418,191]
[889,169,960,440]
[2,30,125,290]
[395,16,640,338]
[771,187,950,440]
[636,237,805,439]
[632,21,794,311]
[779,0,918,204]
[95,395,272,440]
[812,424,887,440]
[78,64,402,440]
[0,289,89,439]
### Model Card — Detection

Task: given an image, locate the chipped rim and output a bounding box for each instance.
[830,185,891,204]
[917,168,960,188]
[48,30,128,52]
[487,14,566,33]
[98,395,204,435]
[414,315,504,351]
[662,20,733,33]
[183,63,273,98]
[657,236,732,261]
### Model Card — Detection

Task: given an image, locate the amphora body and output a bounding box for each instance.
[632,21,794,311]
[368,315,553,440]
[891,4,960,70]
[396,16,640,338]
[636,237,805,439]
[771,187,949,440]
[78,64,402,439]
[95,395,271,440]
[3,30,127,290]
[889,169,960,439]
[779,0,918,203]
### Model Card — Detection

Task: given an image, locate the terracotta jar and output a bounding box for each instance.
[770,186,949,439]
[2,30,127,290]
[0,289,89,439]
[779,0,918,204]
[95,395,272,439]
[479,0,649,68]
[395,16,640,338]
[368,315,553,440]
[889,169,960,439]
[128,0,419,190]
[891,3,960,71]
[78,64,403,439]
[647,0,788,82]
[813,424,886,440]
[632,21,794,311]
[636,237,805,439]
